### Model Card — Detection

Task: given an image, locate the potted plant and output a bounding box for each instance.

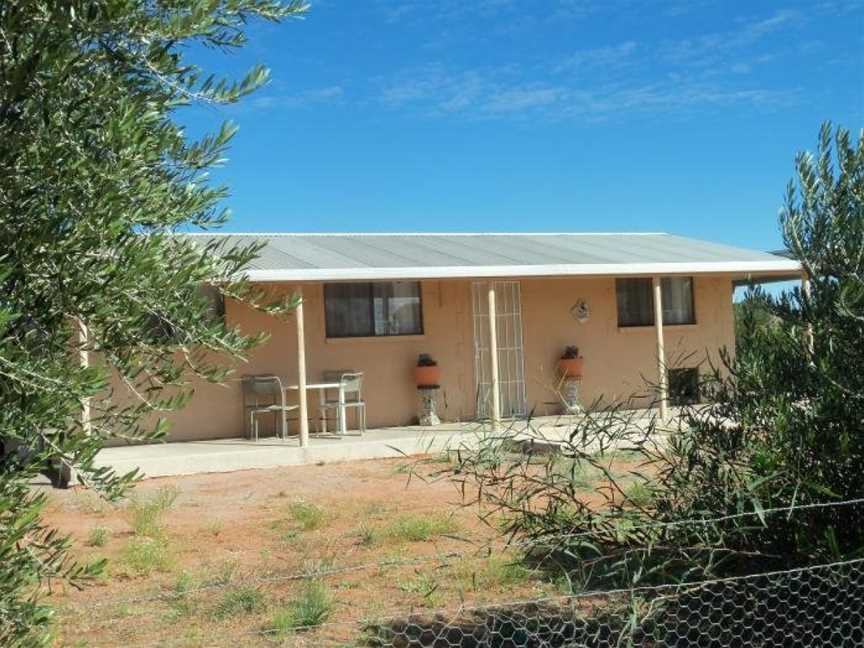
[414,353,441,387]
[558,346,583,378]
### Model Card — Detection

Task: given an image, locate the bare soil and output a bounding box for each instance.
[43,455,626,647]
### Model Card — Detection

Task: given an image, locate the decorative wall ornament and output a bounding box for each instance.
[570,299,590,323]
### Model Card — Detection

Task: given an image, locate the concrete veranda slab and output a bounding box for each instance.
[93,409,676,480]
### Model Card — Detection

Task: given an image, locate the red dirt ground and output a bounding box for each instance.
[43,455,626,647]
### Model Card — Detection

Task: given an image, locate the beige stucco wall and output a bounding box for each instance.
[118,275,735,442]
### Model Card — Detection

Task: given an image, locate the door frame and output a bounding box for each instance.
[471,280,528,419]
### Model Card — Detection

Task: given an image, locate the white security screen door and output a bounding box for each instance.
[472,281,527,419]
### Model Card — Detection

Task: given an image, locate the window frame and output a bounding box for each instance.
[323,281,424,339]
[615,276,696,328]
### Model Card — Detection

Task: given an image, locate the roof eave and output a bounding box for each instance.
[241,260,803,283]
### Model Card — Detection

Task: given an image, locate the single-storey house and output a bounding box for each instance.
[149,232,801,446]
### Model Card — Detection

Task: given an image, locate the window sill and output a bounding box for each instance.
[617,323,699,333]
[325,334,426,345]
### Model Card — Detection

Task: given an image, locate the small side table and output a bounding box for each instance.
[417,386,441,426]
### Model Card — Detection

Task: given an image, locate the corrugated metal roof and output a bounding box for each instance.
[183,233,801,281]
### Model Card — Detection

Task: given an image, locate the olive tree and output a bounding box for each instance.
[0,1,306,644]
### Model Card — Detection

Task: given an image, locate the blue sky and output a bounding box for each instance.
[183,0,863,252]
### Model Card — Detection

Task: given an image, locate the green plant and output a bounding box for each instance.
[269,581,332,633]
[86,527,110,548]
[397,572,440,597]
[481,556,533,587]
[72,493,112,516]
[0,1,305,643]
[417,353,437,367]
[354,523,379,547]
[202,561,239,588]
[123,536,173,576]
[386,514,458,542]
[301,558,336,579]
[206,519,224,537]
[127,486,179,537]
[288,500,326,531]
[624,481,655,508]
[438,125,864,595]
[213,585,266,619]
[166,572,196,620]
[561,346,580,359]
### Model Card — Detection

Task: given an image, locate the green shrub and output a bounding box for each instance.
[624,481,655,508]
[127,486,179,537]
[87,526,110,547]
[386,514,458,542]
[269,581,332,634]
[354,523,379,547]
[123,536,173,575]
[213,585,266,619]
[166,572,196,620]
[202,561,238,587]
[287,500,325,531]
[397,572,439,597]
[482,555,532,587]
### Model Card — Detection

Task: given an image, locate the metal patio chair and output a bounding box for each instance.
[241,374,298,441]
[319,370,366,436]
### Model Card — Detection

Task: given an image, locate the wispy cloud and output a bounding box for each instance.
[249,85,344,110]
[554,41,638,74]
[374,5,819,122]
[375,0,606,24]
[659,9,802,68]
[379,62,797,122]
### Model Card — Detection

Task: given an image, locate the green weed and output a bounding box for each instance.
[268,581,332,634]
[386,514,458,542]
[354,523,379,547]
[397,572,439,598]
[127,485,179,537]
[165,572,196,621]
[287,500,326,531]
[624,481,655,507]
[122,536,173,575]
[213,585,266,619]
[87,526,110,547]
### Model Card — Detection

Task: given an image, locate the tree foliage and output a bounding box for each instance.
[439,122,864,593]
[0,1,306,644]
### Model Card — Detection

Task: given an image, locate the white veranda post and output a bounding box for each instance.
[295,287,309,447]
[61,318,91,487]
[652,276,669,421]
[78,318,91,436]
[487,282,501,430]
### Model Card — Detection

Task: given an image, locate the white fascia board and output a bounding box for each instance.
[242,259,802,282]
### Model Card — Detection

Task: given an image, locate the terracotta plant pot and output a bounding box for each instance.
[558,357,584,378]
[414,365,441,387]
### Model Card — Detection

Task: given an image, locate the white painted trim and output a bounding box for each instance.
[181,231,669,237]
[242,260,802,283]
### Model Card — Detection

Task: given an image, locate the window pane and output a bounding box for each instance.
[661,277,695,325]
[324,283,373,337]
[325,282,422,338]
[373,281,422,335]
[616,278,654,327]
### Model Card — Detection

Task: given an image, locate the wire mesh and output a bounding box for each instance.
[354,558,864,648]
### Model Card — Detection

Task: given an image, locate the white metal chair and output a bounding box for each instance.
[241,375,298,441]
[319,370,366,436]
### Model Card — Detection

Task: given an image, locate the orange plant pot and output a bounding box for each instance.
[414,365,441,387]
[558,357,584,378]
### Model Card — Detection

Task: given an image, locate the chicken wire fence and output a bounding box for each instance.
[277,557,864,648]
